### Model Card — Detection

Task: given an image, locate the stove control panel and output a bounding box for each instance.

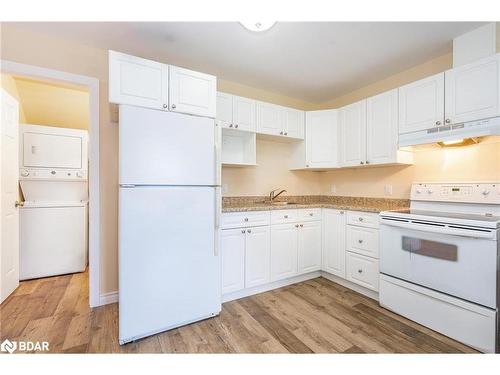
[411,182,500,204]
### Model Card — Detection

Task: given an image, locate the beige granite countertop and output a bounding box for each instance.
[222,195,409,214]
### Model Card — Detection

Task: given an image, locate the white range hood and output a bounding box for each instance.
[399,116,500,147]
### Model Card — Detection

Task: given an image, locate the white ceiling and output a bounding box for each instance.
[12,22,486,103]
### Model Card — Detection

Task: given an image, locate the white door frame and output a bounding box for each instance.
[1,59,102,307]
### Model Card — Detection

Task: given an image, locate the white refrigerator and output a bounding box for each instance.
[118,105,221,345]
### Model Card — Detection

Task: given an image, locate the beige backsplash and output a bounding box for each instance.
[222,137,500,199]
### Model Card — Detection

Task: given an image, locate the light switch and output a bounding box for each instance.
[384,185,393,196]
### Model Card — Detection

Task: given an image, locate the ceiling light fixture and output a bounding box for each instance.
[239,21,276,32]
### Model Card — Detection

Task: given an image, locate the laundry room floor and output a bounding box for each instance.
[0,271,476,354]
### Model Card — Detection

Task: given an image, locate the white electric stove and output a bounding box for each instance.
[379,182,500,353]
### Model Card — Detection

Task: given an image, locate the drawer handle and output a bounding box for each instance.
[358,239,363,244]
[358,269,363,274]
[284,215,289,218]
[358,217,364,222]
[309,213,313,216]
[244,217,249,222]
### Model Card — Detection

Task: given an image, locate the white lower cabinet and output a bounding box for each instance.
[245,226,271,288]
[270,223,298,281]
[345,251,379,292]
[322,209,346,278]
[221,228,246,294]
[297,221,322,274]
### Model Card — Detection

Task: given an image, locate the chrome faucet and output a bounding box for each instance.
[269,188,287,202]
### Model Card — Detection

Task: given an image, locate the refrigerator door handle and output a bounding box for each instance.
[214,124,221,186]
[214,187,221,257]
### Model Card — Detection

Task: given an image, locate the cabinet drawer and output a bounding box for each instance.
[346,252,379,291]
[346,211,379,228]
[346,226,379,258]
[297,208,321,222]
[221,211,270,229]
[271,209,298,224]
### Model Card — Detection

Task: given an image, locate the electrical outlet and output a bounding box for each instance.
[330,184,336,194]
[222,184,229,194]
[384,184,393,196]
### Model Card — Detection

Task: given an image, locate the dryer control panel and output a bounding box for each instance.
[19,168,87,181]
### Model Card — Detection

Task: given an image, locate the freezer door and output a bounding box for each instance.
[119,105,217,186]
[119,186,221,344]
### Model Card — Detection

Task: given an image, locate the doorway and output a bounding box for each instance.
[0,61,100,307]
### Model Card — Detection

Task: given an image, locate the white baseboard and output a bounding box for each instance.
[321,271,379,301]
[222,271,321,302]
[98,291,118,306]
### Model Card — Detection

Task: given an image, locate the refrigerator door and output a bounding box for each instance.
[119,105,217,186]
[119,186,221,344]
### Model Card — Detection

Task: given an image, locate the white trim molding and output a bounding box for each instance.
[100,291,119,305]
[1,59,102,307]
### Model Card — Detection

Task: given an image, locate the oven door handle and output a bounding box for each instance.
[380,218,496,240]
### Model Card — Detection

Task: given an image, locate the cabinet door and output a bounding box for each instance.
[366,89,398,165]
[322,209,346,278]
[445,54,500,124]
[216,92,233,129]
[109,50,168,110]
[256,102,284,136]
[283,108,305,139]
[270,224,298,281]
[245,226,271,288]
[297,221,322,274]
[398,73,444,134]
[221,229,245,294]
[339,100,367,167]
[169,65,216,118]
[305,109,339,168]
[232,96,256,132]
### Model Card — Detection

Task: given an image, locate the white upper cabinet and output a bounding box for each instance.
[366,89,399,165]
[245,226,271,288]
[232,95,256,132]
[304,109,339,168]
[398,73,445,134]
[445,54,500,124]
[109,50,168,110]
[297,221,322,274]
[283,108,305,139]
[216,92,233,128]
[169,65,216,118]
[322,209,346,278]
[256,101,283,136]
[339,100,367,167]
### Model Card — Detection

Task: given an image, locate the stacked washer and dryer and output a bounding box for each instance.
[18,124,89,280]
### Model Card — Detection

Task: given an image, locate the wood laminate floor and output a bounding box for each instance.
[0,270,476,353]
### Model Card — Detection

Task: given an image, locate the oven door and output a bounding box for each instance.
[380,217,498,309]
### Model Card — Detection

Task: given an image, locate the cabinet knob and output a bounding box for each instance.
[358,217,364,222]
[280,131,283,135]
[229,124,233,128]
[244,217,249,222]
[445,118,451,124]
[162,104,168,109]
[309,213,313,216]
[284,215,288,218]
[295,224,299,228]
[358,239,363,244]
[284,132,288,136]
[360,161,364,165]
[241,229,246,234]
[340,211,344,214]
[235,124,239,128]
[306,164,310,168]
[247,229,251,233]
[299,224,303,227]
[171,104,176,109]
[365,161,370,164]
[436,121,441,126]
[358,269,363,274]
